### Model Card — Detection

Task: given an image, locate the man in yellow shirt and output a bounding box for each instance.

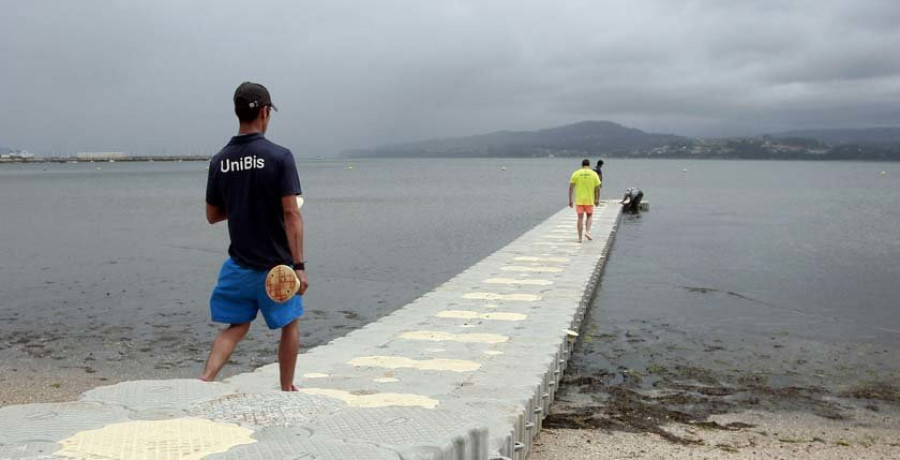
[568,159,602,242]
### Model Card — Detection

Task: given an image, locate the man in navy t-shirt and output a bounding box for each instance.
[200,82,308,391]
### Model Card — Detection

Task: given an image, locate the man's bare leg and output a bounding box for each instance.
[576,213,584,242]
[201,322,251,382]
[585,213,593,240]
[278,319,300,391]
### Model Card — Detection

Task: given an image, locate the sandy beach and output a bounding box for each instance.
[531,405,900,459]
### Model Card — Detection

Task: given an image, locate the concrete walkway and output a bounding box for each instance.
[0,202,622,460]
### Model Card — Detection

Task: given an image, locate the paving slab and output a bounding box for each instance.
[187,392,346,429]
[0,402,132,445]
[0,442,64,460]
[80,379,238,414]
[205,428,402,460]
[0,203,620,459]
[314,407,488,458]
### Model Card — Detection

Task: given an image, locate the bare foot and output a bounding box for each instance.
[585,233,593,241]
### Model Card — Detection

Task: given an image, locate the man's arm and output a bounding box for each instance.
[282,196,304,262]
[568,184,575,208]
[205,158,226,224]
[206,204,227,224]
[282,195,308,294]
[594,186,600,206]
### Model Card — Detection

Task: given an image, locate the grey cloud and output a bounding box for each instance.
[1,0,898,155]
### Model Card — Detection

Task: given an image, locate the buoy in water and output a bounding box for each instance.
[348,166,354,170]
[682,168,688,172]
[881,171,887,175]
[501,166,507,171]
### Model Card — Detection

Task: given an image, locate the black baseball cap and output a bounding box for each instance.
[234,81,278,112]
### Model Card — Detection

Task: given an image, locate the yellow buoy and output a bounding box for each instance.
[881,171,887,175]
[348,166,354,170]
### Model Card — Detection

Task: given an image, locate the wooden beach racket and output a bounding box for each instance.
[265,195,307,303]
[265,265,306,302]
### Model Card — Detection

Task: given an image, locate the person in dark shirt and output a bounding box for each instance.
[201,82,308,391]
[594,159,604,186]
[621,187,644,213]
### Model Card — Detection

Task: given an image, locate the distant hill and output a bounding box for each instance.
[768,128,900,146]
[344,121,687,158]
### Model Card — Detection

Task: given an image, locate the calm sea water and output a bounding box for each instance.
[1,158,899,391]
[598,159,900,344]
[567,159,900,398]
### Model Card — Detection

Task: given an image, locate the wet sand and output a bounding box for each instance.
[532,407,900,460]
[532,307,900,459]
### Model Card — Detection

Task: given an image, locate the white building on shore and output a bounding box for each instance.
[0,150,34,160]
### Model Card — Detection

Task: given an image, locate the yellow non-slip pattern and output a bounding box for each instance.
[56,418,255,460]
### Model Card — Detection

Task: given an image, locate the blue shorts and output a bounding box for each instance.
[210,258,303,330]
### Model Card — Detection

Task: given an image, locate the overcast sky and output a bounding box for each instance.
[2,0,899,156]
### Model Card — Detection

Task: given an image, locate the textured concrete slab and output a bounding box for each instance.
[80,379,237,414]
[434,311,528,321]
[398,331,511,343]
[0,402,131,445]
[348,356,482,372]
[187,392,346,429]
[0,203,620,460]
[0,442,63,460]
[314,407,488,459]
[205,427,402,460]
[298,388,440,409]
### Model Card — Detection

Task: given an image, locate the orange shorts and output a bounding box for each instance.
[575,204,594,215]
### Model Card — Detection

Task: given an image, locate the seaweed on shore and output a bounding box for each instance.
[841,381,900,403]
[544,320,898,444]
[544,385,752,444]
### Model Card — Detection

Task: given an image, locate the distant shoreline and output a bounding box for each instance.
[341,121,900,161]
[0,156,209,164]
[342,154,900,162]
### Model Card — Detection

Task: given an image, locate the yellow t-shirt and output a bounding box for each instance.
[570,168,601,205]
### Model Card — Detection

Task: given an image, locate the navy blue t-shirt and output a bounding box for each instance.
[205,133,302,270]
